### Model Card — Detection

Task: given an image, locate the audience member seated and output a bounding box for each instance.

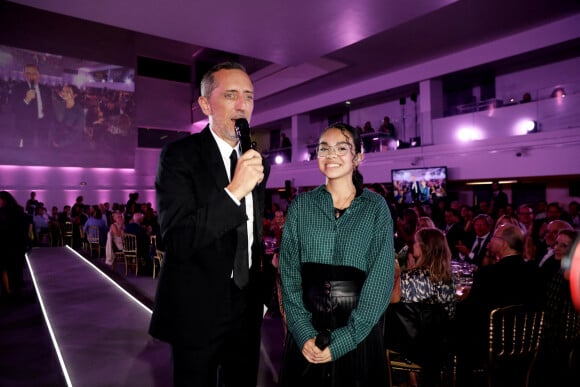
[494,214,520,230]
[125,212,151,270]
[536,229,579,386]
[550,87,566,98]
[537,220,573,276]
[568,200,580,231]
[516,203,535,237]
[361,120,375,153]
[520,92,532,103]
[455,224,541,384]
[105,211,124,265]
[32,206,49,245]
[378,115,396,139]
[456,214,492,267]
[537,202,569,242]
[83,205,108,248]
[387,227,456,386]
[268,210,286,245]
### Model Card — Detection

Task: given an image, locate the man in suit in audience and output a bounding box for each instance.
[456,214,492,267]
[149,62,270,387]
[537,220,573,281]
[455,224,540,383]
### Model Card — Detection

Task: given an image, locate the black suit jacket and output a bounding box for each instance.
[149,126,270,345]
[462,234,491,267]
[12,81,53,128]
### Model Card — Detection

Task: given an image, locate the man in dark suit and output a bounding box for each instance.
[456,214,492,267]
[455,224,540,383]
[149,62,270,386]
[12,64,53,148]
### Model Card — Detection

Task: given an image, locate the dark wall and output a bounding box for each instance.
[0,2,197,69]
[0,2,135,67]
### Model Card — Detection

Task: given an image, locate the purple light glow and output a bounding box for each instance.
[456,126,483,142]
[514,119,537,136]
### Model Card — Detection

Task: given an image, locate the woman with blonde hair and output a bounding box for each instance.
[417,216,436,231]
[495,214,520,230]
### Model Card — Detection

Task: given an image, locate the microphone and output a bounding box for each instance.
[235,118,256,153]
[315,330,331,350]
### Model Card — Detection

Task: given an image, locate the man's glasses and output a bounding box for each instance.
[317,142,353,157]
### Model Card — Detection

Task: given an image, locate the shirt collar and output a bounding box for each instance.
[209,125,239,160]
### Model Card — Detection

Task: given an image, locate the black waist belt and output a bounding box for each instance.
[301,263,365,330]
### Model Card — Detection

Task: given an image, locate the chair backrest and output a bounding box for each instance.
[63,221,73,235]
[384,302,450,366]
[488,304,544,363]
[87,225,100,243]
[150,234,165,258]
[122,233,138,254]
[150,235,157,250]
[564,306,580,339]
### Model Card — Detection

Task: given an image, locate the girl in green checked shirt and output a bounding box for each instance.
[279,123,395,386]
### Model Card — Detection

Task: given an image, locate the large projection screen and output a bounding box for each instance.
[0,45,136,168]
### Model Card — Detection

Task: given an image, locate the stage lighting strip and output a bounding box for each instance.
[63,245,152,314]
[26,253,73,387]
[26,247,153,387]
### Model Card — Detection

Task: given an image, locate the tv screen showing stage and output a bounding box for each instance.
[0,45,136,168]
[391,166,447,204]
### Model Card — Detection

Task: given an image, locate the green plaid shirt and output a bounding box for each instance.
[280,185,395,360]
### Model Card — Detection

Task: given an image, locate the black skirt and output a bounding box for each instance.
[279,263,388,387]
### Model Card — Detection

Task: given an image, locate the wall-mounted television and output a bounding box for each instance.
[391,166,447,204]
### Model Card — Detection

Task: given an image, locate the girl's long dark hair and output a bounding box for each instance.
[322,122,364,192]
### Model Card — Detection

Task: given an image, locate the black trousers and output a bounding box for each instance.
[171,276,263,387]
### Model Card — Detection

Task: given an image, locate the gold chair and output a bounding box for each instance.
[62,221,74,246]
[386,349,423,386]
[563,307,580,370]
[386,349,456,387]
[86,225,101,258]
[122,233,138,276]
[487,304,544,387]
[150,235,164,278]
